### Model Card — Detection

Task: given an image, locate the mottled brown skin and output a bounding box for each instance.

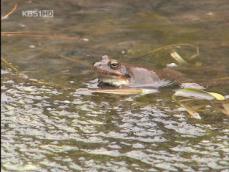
[94,56,191,88]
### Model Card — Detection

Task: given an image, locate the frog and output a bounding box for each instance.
[93,55,201,89]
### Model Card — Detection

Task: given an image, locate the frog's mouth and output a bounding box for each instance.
[95,70,130,87]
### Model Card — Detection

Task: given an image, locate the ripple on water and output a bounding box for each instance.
[2,70,229,172]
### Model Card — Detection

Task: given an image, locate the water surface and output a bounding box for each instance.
[2,0,229,171]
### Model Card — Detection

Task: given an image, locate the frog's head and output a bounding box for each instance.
[93,55,131,87]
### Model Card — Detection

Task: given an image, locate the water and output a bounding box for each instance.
[2,0,229,171]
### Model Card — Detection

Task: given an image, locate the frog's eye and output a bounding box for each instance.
[109,60,120,69]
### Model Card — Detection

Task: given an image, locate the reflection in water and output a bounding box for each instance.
[2,0,229,171]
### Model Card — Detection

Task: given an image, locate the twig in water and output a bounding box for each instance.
[2,32,81,41]
[2,3,18,20]
[133,43,199,62]
[2,57,19,74]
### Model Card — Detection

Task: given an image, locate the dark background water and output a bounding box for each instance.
[2,0,229,171]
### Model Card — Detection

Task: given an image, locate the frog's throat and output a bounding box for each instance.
[99,77,130,87]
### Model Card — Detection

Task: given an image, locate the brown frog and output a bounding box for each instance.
[94,55,197,89]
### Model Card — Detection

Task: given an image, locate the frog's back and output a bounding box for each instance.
[128,67,171,88]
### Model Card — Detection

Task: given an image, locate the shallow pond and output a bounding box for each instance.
[2,0,229,171]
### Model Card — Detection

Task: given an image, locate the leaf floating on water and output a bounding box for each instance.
[180,103,202,119]
[174,88,214,100]
[170,51,188,65]
[174,88,225,101]
[173,88,226,119]
[92,88,143,95]
[91,88,158,95]
[141,89,158,95]
[221,103,229,116]
[208,92,225,101]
